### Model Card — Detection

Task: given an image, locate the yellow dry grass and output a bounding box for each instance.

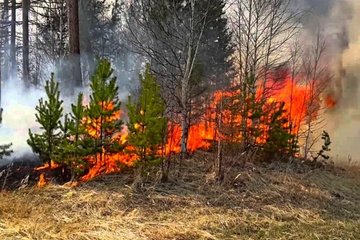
[0,157,360,240]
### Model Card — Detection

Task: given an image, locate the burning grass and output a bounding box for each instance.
[1,155,360,240]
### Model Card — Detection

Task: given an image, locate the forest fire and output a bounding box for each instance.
[34,68,331,186]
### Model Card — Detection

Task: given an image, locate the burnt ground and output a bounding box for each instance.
[0,156,42,190]
[0,159,75,191]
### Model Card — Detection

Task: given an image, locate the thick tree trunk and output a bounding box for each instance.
[79,0,95,80]
[22,0,30,86]
[67,0,82,91]
[10,0,16,79]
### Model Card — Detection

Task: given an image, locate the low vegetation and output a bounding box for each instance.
[1,155,359,240]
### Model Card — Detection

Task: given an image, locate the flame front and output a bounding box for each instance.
[35,69,330,184]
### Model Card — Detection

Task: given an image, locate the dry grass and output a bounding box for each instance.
[0,155,360,240]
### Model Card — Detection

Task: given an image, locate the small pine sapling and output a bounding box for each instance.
[263,102,297,160]
[313,131,331,162]
[54,93,92,179]
[127,64,167,164]
[87,59,124,161]
[28,74,64,166]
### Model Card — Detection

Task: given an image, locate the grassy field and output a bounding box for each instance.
[0,156,360,240]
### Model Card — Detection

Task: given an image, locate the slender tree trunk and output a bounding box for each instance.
[180,1,195,159]
[10,0,16,79]
[180,0,207,159]
[215,93,223,181]
[180,88,190,158]
[0,1,9,105]
[67,0,82,90]
[2,0,9,83]
[22,0,30,86]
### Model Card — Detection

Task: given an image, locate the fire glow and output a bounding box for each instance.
[35,71,333,185]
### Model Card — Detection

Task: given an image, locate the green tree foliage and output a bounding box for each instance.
[222,74,259,145]
[127,65,167,162]
[80,0,123,59]
[87,58,124,158]
[28,59,129,180]
[27,74,64,166]
[313,131,331,162]
[53,93,93,177]
[196,0,234,89]
[263,102,298,160]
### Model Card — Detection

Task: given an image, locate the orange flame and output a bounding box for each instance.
[325,95,337,109]
[37,173,47,188]
[35,160,61,171]
[35,68,331,182]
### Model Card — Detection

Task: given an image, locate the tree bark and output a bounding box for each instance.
[180,0,206,158]
[67,0,82,90]
[0,1,9,105]
[215,93,224,181]
[10,0,16,79]
[22,0,30,86]
[2,0,9,83]
[79,0,95,81]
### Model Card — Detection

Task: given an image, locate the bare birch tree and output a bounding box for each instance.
[126,0,209,157]
[229,0,301,147]
[300,31,329,159]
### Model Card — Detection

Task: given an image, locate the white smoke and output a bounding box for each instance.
[0,78,45,157]
[0,60,137,160]
[328,0,360,163]
[300,0,360,163]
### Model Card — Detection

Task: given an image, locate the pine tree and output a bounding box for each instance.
[313,131,331,162]
[263,102,297,161]
[34,1,68,60]
[87,59,123,161]
[53,93,92,178]
[127,65,167,162]
[196,0,234,89]
[28,74,64,166]
[222,74,259,146]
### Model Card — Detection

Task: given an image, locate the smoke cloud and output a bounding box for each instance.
[301,0,360,162]
[0,79,45,158]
